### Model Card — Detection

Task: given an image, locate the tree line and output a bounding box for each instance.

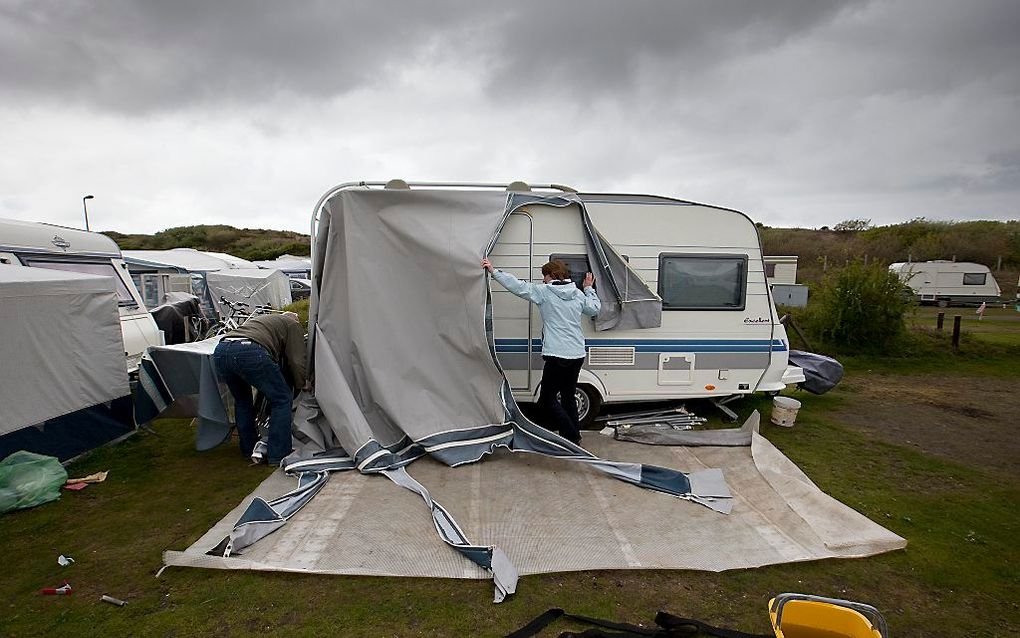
[104,224,310,262]
[760,218,1020,287]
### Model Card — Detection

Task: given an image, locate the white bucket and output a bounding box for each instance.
[770,396,802,427]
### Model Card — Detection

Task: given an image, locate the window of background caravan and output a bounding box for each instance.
[549,253,592,290]
[963,272,987,285]
[658,254,747,310]
[22,258,136,305]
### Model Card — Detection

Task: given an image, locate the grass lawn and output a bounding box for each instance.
[2,334,1019,636]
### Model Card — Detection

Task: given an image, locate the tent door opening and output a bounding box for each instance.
[504,211,535,392]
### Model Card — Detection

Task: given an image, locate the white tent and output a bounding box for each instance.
[205,269,293,315]
[122,248,255,272]
[0,267,131,460]
[253,257,312,279]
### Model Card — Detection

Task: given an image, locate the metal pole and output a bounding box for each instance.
[82,195,94,231]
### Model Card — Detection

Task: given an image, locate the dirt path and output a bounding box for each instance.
[831,374,1019,478]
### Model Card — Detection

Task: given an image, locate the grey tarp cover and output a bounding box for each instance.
[165,413,906,579]
[788,350,845,395]
[0,267,128,436]
[134,337,233,451]
[205,269,293,316]
[207,189,730,602]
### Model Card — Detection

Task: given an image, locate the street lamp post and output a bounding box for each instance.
[82,195,94,231]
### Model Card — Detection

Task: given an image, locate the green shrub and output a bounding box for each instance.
[804,260,913,351]
[283,298,310,329]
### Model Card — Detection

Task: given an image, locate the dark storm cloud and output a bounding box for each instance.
[0,0,871,112]
[0,0,468,111]
[3,0,1019,112]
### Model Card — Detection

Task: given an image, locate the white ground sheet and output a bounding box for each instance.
[164,431,905,577]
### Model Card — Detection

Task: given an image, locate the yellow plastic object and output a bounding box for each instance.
[769,594,887,638]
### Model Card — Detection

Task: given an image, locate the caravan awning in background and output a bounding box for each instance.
[0,267,129,438]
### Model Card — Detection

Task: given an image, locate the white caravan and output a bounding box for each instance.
[889,260,1002,307]
[0,217,163,373]
[311,182,804,425]
[490,189,804,424]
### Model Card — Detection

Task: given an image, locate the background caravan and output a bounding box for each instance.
[889,260,1002,307]
[309,182,805,428]
[0,217,162,374]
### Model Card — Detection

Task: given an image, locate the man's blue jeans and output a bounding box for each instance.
[212,340,293,465]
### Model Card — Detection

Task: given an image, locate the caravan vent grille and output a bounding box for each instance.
[588,347,636,366]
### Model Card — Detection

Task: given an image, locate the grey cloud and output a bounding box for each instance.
[0,0,884,113]
[0,0,468,112]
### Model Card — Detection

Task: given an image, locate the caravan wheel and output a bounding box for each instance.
[575,385,603,429]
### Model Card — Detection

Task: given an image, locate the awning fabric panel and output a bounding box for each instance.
[205,269,293,316]
[0,267,129,436]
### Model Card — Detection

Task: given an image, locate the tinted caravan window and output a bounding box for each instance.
[658,254,747,310]
[963,272,987,285]
[549,253,592,290]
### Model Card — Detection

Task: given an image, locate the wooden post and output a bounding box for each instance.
[997,255,1002,271]
[823,255,828,272]
[937,312,945,331]
[952,315,961,352]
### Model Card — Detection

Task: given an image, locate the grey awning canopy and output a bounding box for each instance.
[0,267,129,437]
[208,187,729,602]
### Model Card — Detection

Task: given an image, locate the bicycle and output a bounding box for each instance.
[204,297,288,338]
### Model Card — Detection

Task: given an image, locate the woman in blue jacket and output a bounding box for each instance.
[482,257,601,444]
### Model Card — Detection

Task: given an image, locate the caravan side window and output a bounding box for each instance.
[963,273,986,285]
[549,253,592,290]
[658,254,747,310]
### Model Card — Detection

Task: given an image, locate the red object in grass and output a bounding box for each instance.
[41,581,72,595]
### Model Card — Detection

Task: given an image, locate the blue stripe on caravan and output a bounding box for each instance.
[493,338,788,352]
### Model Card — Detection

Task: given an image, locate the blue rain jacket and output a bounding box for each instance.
[491,270,601,359]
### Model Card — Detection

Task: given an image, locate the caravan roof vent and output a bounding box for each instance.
[506,181,531,192]
[385,179,410,190]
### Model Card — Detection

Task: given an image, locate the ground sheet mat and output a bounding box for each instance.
[164,418,906,578]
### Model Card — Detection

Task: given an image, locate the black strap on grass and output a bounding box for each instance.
[504,608,772,638]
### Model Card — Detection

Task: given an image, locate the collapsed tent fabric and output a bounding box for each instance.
[164,412,906,580]
[205,269,293,317]
[211,188,730,602]
[0,267,130,451]
[134,337,233,451]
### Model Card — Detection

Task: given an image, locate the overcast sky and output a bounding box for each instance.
[1,0,1017,234]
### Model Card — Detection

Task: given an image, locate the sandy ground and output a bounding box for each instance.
[831,374,1019,478]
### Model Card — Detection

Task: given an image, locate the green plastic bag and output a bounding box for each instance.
[0,451,68,514]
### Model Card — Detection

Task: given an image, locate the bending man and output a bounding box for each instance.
[212,311,307,465]
[482,257,601,444]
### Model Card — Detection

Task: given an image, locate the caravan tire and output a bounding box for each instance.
[937,299,949,308]
[575,385,603,429]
